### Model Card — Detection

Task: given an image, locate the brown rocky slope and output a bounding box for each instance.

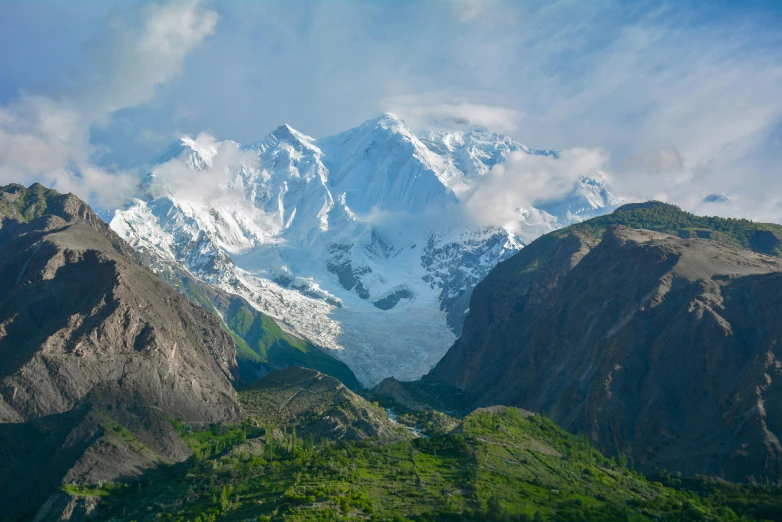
[428,202,782,482]
[0,183,244,519]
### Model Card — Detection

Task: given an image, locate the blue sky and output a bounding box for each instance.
[1,0,781,219]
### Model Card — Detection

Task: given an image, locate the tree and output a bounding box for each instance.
[220,484,231,512]
[618,452,628,470]
[487,495,503,519]
[307,433,316,455]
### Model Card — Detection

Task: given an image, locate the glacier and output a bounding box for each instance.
[110,114,622,386]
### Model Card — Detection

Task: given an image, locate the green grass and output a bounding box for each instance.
[228,328,264,363]
[223,299,359,390]
[83,407,782,521]
[62,485,110,498]
[175,276,360,390]
[649,472,782,521]
[94,411,161,462]
[170,418,252,460]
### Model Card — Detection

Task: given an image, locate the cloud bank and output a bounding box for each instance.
[462,147,610,232]
[0,0,217,207]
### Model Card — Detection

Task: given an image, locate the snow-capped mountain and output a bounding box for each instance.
[110,114,622,386]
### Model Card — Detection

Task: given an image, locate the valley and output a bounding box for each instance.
[5,179,782,521]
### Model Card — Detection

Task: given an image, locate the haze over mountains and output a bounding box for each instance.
[110,114,622,386]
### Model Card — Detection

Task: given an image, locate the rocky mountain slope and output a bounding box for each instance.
[110,115,622,386]
[428,202,782,482]
[240,366,409,444]
[0,183,245,520]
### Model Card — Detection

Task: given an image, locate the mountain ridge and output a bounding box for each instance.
[0,183,245,519]
[137,247,360,389]
[427,202,782,482]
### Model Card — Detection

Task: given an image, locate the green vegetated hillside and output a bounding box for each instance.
[147,259,359,390]
[555,201,782,255]
[67,403,782,521]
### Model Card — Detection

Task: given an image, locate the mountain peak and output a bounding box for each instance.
[251,123,318,156]
[0,183,243,518]
[156,135,218,169]
[357,113,411,133]
[429,206,782,482]
[113,115,623,388]
[270,123,315,143]
[375,111,404,123]
[0,182,101,230]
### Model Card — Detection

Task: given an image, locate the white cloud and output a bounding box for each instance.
[0,0,217,208]
[462,147,610,232]
[500,7,782,220]
[4,0,780,225]
[151,133,260,203]
[385,93,523,134]
[80,0,218,120]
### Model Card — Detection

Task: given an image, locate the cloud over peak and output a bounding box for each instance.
[385,93,524,134]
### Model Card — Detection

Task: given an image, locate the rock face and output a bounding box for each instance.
[240,367,411,444]
[0,183,244,519]
[428,202,782,482]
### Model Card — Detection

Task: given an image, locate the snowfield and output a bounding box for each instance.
[111,114,622,386]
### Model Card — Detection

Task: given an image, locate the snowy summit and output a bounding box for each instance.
[111,115,623,386]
